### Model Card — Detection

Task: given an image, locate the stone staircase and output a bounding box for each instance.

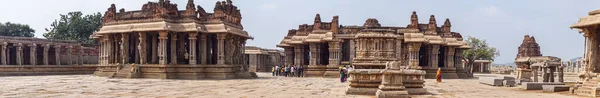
[111,64,137,78]
[574,78,600,97]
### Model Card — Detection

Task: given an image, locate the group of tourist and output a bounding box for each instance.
[339,65,353,83]
[272,65,304,77]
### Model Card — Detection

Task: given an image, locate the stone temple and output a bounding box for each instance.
[276,11,472,95]
[570,9,600,97]
[92,0,255,79]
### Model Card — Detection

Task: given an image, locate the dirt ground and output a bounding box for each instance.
[0,73,588,98]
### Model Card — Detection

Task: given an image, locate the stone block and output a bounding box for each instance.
[376,90,409,98]
[503,80,516,87]
[406,88,428,95]
[542,85,570,92]
[496,76,516,81]
[346,87,378,95]
[521,82,565,90]
[516,79,532,85]
[479,77,503,86]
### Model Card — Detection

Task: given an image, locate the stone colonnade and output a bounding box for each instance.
[562,60,582,73]
[0,41,83,66]
[245,48,284,72]
[98,32,247,66]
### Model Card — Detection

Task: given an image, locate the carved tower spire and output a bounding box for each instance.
[428,15,437,31]
[314,14,322,30]
[442,18,452,33]
[409,11,419,29]
[183,0,197,18]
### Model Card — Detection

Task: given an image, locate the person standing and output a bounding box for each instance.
[272,66,275,76]
[291,66,296,77]
[298,66,303,77]
[436,68,442,83]
[340,65,347,82]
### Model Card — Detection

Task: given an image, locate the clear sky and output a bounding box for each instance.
[0,0,596,64]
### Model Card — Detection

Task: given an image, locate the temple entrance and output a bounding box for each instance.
[23,46,30,65]
[35,46,43,65]
[303,44,310,65]
[320,43,329,65]
[341,39,350,62]
[8,44,16,65]
[419,45,428,67]
[438,46,446,67]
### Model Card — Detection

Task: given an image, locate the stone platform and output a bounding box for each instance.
[346,69,383,95]
[303,65,339,78]
[94,64,254,80]
[0,65,98,76]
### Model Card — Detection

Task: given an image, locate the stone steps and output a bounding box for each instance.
[112,65,133,78]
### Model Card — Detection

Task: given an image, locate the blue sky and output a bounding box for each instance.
[0,0,596,64]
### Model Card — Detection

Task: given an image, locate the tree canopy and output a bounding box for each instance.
[44,11,102,44]
[0,22,35,37]
[462,36,500,73]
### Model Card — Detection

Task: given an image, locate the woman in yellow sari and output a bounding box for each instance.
[436,68,442,83]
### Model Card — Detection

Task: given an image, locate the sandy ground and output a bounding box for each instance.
[0,73,588,98]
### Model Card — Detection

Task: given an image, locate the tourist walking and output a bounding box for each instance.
[436,68,442,83]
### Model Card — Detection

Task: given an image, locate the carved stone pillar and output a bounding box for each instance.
[329,41,340,66]
[199,33,207,64]
[349,40,355,63]
[138,32,147,64]
[152,33,158,64]
[189,33,198,64]
[407,43,422,68]
[309,43,318,65]
[16,43,23,65]
[454,49,464,69]
[78,46,83,65]
[121,33,129,64]
[158,31,168,65]
[396,38,402,61]
[170,33,177,64]
[445,47,456,68]
[217,33,226,64]
[0,42,6,65]
[29,44,36,65]
[284,47,294,66]
[429,45,440,68]
[294,45,305,66]
[67,45,73,65]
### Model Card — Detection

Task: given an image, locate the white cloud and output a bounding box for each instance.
[480,6,507,17]
[257,3,278,12]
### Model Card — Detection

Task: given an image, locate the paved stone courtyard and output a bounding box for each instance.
[0,73,581,98]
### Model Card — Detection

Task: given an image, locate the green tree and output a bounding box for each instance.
[0,22,35,37]
[44,11,102,44]
[462,36,500,74]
